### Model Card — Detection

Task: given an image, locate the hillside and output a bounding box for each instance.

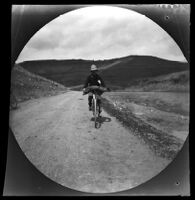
[19,55,189,89]
[18,59,117,87]
[122,70,190,92]
[99,56,189,87]
[10,64,67,109]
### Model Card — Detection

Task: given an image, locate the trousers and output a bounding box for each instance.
[88,92,102,107]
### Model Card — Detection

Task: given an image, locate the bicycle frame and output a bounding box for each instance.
[84,85,108,128]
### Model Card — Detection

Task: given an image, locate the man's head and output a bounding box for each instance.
[90,64,98,74]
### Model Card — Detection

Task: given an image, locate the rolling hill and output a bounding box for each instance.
[18,55,189,89]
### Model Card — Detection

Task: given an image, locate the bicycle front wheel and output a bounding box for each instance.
[93,98,98,128]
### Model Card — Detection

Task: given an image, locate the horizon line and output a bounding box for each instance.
[16,54,188,64]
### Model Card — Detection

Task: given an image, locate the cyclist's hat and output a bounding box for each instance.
[91,64,98,71]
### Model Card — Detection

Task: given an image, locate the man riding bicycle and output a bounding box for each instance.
[83,64,107,112]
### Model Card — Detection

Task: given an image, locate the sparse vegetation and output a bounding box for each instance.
[10,64,67,109]
[125,70,189,92]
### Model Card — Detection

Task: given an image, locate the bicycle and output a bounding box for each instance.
[83,85,110,128]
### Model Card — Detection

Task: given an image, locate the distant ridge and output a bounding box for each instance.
[19,55,189,88]
[19,55,188,64]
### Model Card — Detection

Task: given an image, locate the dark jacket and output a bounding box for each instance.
[83,73,106,88]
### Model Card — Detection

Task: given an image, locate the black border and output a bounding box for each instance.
[1,3,191,196]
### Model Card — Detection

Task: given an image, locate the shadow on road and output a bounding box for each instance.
[90,116,111,128]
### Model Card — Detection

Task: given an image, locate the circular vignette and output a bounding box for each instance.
[10,4,190,195]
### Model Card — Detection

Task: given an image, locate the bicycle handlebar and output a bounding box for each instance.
[87,86,109,92]
[83,86,110,95]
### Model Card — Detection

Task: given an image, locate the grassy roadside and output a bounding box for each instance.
[101,97,184,160]
[10,65,68,110]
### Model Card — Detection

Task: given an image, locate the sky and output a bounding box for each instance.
[16,5,187,63]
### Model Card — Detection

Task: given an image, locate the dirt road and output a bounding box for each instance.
[9,91,170,193]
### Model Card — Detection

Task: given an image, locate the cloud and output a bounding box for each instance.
[17,6,187,62]
[27,29,59,51]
